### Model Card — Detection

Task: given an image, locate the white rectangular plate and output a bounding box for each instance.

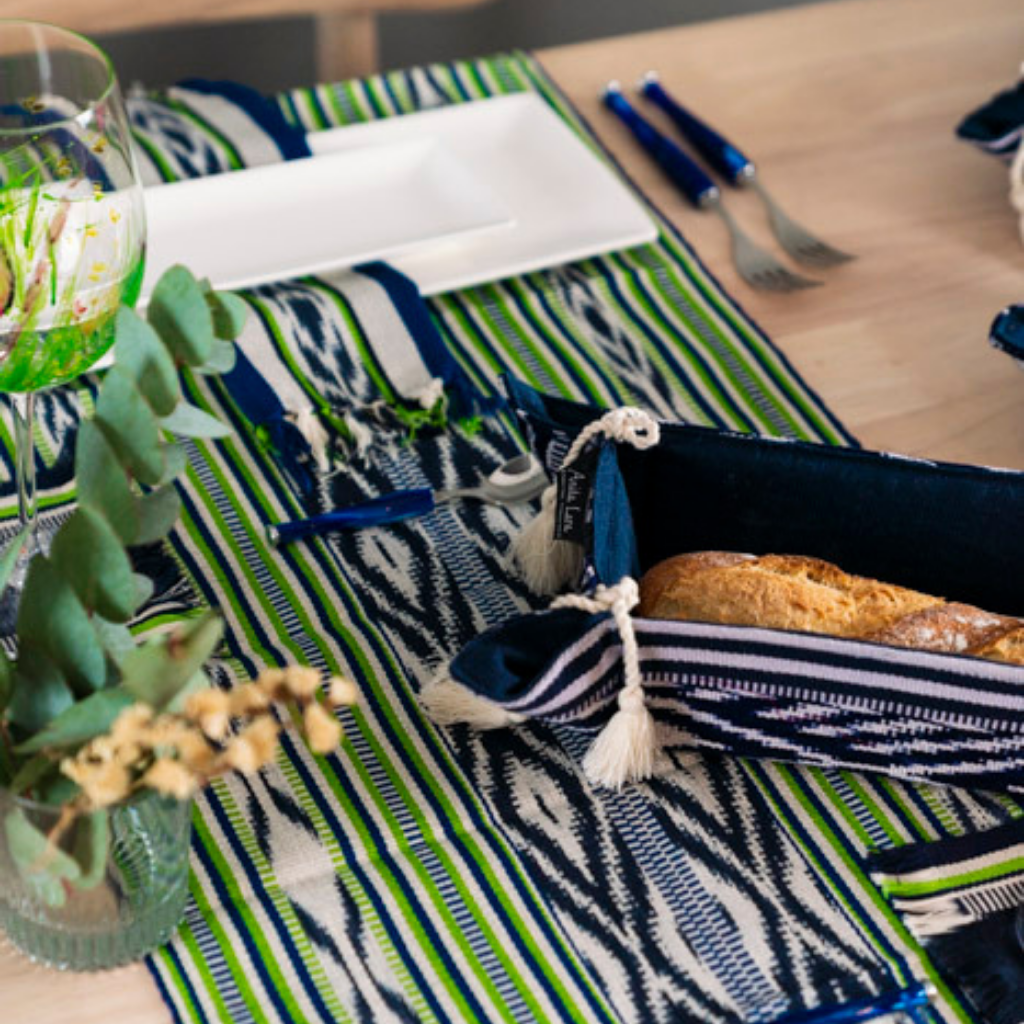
[141,139,513,295]
[309,93,659,296]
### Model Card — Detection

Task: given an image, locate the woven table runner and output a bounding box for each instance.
[4,53,1019,1024]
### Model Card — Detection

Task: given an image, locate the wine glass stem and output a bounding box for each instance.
[11,392,38,547]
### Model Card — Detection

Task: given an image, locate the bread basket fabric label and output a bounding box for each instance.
[554,446,599,543]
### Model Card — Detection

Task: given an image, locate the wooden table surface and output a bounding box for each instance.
[4,0,1023,1019]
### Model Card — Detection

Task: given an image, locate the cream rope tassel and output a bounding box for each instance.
[420,669,527,730]
[512,407,661,594]
[290,406,332,472]
[552,577,659,789]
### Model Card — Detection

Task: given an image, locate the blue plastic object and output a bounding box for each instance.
[269,488,436,545]
[768,982,933,1024]
[639,74,754,185]
[602,82,718,207]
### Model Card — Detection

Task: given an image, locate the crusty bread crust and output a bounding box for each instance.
[637,552,1024,665]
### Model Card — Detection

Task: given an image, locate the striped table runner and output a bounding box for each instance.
[4,54,1019,1024]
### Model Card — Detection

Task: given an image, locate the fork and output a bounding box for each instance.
[602,83,819,292]
[639,73,854,268]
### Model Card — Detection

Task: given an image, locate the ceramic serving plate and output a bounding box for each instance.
[141,138,514,295]
[308,92,659,295]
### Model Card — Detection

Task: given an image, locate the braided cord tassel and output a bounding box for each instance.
[553,577,659,789]
[512,407,661,594]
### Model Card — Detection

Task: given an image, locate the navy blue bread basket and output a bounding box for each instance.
[441,379,1024,793]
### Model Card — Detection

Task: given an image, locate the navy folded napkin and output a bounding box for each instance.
[957,75,1024,160]
[867,820,1024,1024]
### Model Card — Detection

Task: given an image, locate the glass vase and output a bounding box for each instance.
[0,789,191,970]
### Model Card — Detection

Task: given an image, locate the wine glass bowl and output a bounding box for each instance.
[0,22,145,393]
[0,21,145,599]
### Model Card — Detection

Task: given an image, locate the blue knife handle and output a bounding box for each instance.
[640,75,754,185]
[768,982,934,1024]
[270,488,436,545]
[603,84,718,208]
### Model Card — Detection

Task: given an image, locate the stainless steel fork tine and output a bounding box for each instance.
[746,178,855,267]
[713,198,820,291]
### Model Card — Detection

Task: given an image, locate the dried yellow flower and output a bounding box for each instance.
[283,666,322,700]
[110,704,154,743]
[229,684,271,716]
[223,716,280,774]
[175,729,218,776]
[304,702,343,754]
[256,668,287,699]
[62,758,131,809]
[143,759,199,801]
[327,676,358,708]
[185,689,231,741]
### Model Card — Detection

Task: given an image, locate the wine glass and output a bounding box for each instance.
[0,22,145,586]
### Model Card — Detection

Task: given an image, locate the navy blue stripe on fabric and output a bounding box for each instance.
[869,817,1024,876]
[204,784,341,1021]
[356,262,490,417]
[191,828,300,1022]
[177,79,311,160]
[146,949,192,1024]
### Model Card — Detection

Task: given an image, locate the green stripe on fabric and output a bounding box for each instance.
[880,857,1024,898]
[162,97,244,171]
[175,910,238,1022]
[878,780,937,843]
[809,769,877,852]
[840,773,908,850]
[192,810,308,1024]
[216,780,354,1023]
[131,130,178,182]
[275,753,439,1023]
[154,943,208,1024]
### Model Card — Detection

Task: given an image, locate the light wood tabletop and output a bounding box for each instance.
[3,0,1023,1019]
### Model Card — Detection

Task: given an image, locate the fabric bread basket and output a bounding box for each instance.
[423,378,1024,795]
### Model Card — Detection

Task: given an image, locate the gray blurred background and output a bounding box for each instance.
[98,0,836,93]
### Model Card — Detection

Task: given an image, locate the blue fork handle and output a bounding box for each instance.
[269,488,436,545]
[640,75,754,185]
[602,84,718,208]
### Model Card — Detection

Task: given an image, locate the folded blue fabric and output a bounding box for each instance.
[867,820,1024,1024]
[991,303,1024,371]
[957,77,1024,159]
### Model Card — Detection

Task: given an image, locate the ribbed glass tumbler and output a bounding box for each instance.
[0,789,192,970]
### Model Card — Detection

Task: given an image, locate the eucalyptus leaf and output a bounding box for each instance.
[153,443,187,488]
[35,774,79,807]
[120,611,224,712]
[0,646,11,714]
[75,419,140,546]
[17,560,107,693]
[205,289,248,342]
[112,307,180,416]
[7,646,74,733]
[132,573,155,610]
[71,811,109,890]
[8,752,56,797]
[133,486,181,547]
[5,807,80,908]
[148,265,215,367]
[165,668,211,714]
[93,616,137,665]
[160,401,232,440]
[50,507,137,622]
[0,526,29,595]
[193,338,237,376]
[15,688,134,754]
[95,367,165,486]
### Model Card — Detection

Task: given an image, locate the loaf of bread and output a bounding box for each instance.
[637,552,1024,665]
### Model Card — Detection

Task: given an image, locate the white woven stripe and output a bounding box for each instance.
[167,87,285,167]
